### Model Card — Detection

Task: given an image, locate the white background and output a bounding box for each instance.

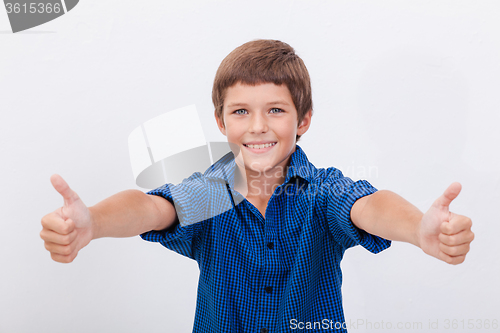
[1,1,499,332]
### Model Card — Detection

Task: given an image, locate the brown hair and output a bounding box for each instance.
[212,39,313,141]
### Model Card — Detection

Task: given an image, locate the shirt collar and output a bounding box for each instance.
[203,150,238,189]
[203,144,314,189]
[283,144,315,184]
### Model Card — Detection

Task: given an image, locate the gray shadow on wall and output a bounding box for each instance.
[136,142,235,189]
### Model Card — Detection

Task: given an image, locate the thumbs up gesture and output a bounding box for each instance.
[418,182,474,264]
[40,174,94,263]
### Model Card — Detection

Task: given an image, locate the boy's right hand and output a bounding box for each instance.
[40,174,94,263]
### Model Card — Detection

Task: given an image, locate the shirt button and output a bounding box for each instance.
[264,286,273,294]
[267,242,274,249]
[260,328,269,333]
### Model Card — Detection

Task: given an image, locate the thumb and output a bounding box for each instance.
[50,174,80,206]
[433,182,462,209]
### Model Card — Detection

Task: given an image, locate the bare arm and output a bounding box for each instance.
[91,190,178,239]
[350,183,474,264]
[351,190,422,247]
[40,174,177,263]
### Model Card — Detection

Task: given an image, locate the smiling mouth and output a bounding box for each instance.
[243,142,277,149]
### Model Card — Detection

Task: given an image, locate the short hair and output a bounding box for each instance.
[212,39,313,142]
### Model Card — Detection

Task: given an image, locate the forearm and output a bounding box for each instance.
[89,190,177,239]
[351,190,423,247]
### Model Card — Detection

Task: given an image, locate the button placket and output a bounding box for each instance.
[258,195,279,332]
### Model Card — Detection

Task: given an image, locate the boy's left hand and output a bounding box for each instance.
[418,182,474,264]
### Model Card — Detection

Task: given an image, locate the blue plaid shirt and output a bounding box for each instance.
[141,145,391,332]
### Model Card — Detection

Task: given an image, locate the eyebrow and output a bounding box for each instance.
[226,100,291,108]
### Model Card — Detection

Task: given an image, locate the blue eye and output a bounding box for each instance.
[270,108,284,114]
[234,109,248,115]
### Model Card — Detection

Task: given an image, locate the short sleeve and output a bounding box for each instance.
[326,175,391,253]
[140,172,234,260]
[140,183,200,260]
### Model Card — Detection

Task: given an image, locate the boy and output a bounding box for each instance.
[41,40,474,332]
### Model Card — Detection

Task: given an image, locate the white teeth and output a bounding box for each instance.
[245,142,276,149]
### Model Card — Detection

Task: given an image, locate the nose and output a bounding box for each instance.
[249,112,268,134]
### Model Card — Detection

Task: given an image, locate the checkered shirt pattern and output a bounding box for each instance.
[141,145,391,333]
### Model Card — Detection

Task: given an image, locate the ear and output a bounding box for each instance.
[297,109,312,136]
[215,110,226,136]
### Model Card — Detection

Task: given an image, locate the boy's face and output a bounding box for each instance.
[215,82,311,177]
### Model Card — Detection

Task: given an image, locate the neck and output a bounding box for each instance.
[234,160,290,200]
